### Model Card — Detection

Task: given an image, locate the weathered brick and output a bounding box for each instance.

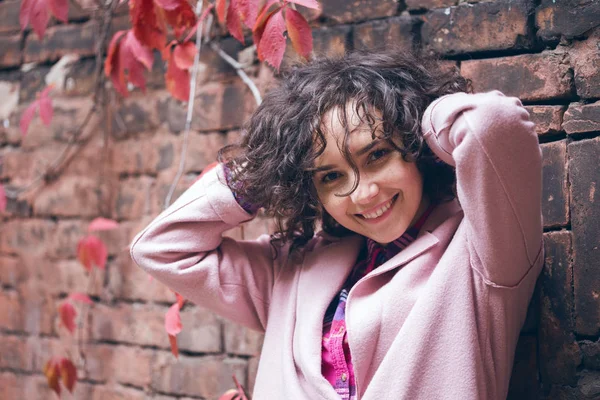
[186,82,222,132]
[569,137,600,337]
[0,335,29,370]
[0,0,21,33]
[19,64,52,104]
[74,381,147,400]
[111,131,179,175]
[461,51,574,102]
[353,16,416,52]
[223,319,264,356]
[580,339,600,370]
[247,355,259,395]
[36,259,105,296]
[525,106,565,136]
[151,354,246,398]
[563,101,600,135]
[313,25,352,57]
[570,30,600,99]
[24,21,97,63]
[184,132,227,173]
[178,306,222,354]
[33,176,102,218]
[577,370,600,398]
[536,0,600,41]
[406,0,456,10]
[507,336,539,400]
[114,176,155,220]
[538,231,581,386]
[541,141,569,228]
[0,34,21,67]
[0,288,55,335]
[63,57,96,96]
[0,255,28,287]
[422,0,534,55]
[150,170,197,215]
[85,344,154,387]
[197,37,246,83]
[320,0,397,24]
[0,219,56,255]
[112,92,169,140]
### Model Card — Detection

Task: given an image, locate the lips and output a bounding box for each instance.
[357,194,399,219]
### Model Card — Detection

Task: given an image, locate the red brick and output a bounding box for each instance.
[568,137,600,337]
[0,335,30,371]
[570,30,600,99]
[406,0,456,10]
[541,141,569,228]
[461,51,574,102]
[0,219,56,255]
[187,82,225,132]
[112,92,169,140]
[0,255,28,287]
[74,382,147,400]
[114,176,155,220]
[247,355,259,395]
[177,306,222,353]
[37,259,105,296]
[536,0,600,41]
[151,354,246,398]
[85,344,154,387]
[562,101,600,135]
[313,25,352,57]
[19,64,52,104]
[506,336,539,400]
[223,319,264,357]
[184,132,228,173]
[33,176,102,218]
[538,231,581,385]
[353,16,416,52]
[24,21,97,63]
[108,255,179,303]
[111,131,179,175]
[422,0,533,55]
[0,34,21,67]
[0,1,21,34]
[150,170,197,215]
[525,105,565,136]
[20,279,58,335]
[320,0,397,24]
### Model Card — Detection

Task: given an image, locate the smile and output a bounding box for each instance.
[358,194,398,220]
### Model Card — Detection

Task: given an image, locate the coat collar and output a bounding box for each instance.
[293,199,463,394]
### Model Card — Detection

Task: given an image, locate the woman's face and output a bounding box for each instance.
[312,104,429,244]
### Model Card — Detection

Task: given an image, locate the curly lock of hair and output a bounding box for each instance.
[218,48,471,256]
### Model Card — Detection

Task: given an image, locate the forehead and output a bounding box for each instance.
[319,101,382,150]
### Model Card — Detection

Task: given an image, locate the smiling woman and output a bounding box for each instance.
[130,49,544,400]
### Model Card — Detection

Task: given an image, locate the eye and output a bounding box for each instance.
[368,148,390,163]
[321,171,341,184]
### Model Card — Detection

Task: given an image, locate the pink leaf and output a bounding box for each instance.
[20,101,38,137]
[88,217,119,232]
[0,184,6,213]
[59,358,77,393]
[238,0,259,29]
[173,41,196,70]
[77,235,108,271]
[175,293,185,309]
[68,292,93,304]
[29,0,51,39]
[125,30,154,70]
[48,0,68,22]
[218,389,240,400]
[38,94,53,126]
[19,0,33,30]
[257,9,286,70]
[165,302,182,335]
[153,0,180,10]
[287,0,319,9]
[285,8,312,59]
[226,0,244,43]
[58,301,77,334]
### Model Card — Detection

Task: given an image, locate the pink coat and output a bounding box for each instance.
[130,91,544,400]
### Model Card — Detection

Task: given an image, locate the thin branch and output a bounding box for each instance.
[164,0,205,209]
[210,42,263,106]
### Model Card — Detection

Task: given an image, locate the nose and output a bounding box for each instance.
[350,174,379,205]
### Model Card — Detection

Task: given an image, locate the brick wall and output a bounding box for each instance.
[1,0,599,398]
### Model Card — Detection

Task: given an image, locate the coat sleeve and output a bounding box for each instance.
[129,164,278,332]
[421,90,544,287]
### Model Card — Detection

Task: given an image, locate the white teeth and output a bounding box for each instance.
[362,198,393,219]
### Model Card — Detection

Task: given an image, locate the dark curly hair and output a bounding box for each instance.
[218,48,470,255]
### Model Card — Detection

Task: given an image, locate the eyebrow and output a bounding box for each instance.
[310,139,382,173]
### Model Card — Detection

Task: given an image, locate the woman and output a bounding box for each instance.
[130,50,544,399]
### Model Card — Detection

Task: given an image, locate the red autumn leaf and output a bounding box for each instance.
[173,41,196,70]
[285,8,312,59]
[219,389,241,400]
[238,0,259,28]
[184,3,214,42]
[20,0,50,39]
[287,0,319,9]
[59,358,77,393]
[68,292,93,304]
[257,9,286,70]
[58,301,77,334]
[168,333,179,358]
[164,3,197,39]
[0,184,6,213]
[120,30,153,92]
[165,302,182,335]
[88,217,119,232]
[131,0,167,50]
[19,100,38,137]
[48,0,68,22]
[175,293,185,309]
[38,89,53,126]
[165,57,190,101]
[105,30,128,96]
[43,359,61,396]
[226,0,244,43]
[77,235,108,271]
[216,0,227,24]
[125,30,154,70]
[252,0,280,52]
